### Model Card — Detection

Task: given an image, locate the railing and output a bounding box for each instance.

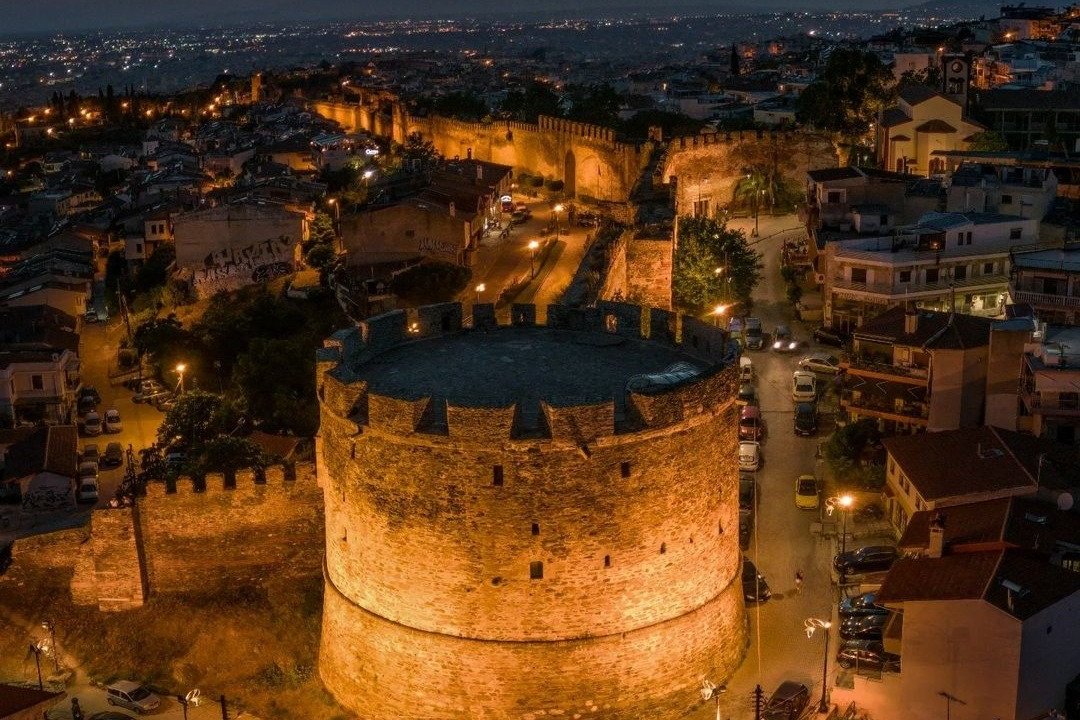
[1020,388,1080,417]
[832,273,1011,297]
[841,390,930,420]
[842,355,930,382]
[1012,290,1080,309]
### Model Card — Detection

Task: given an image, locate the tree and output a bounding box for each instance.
[565,84,622,127]
[133,314,189,360]
[133,243,176,294]
[899,65,942,90]
[429,91,489,121]
[967,131,1009,152]
[673,216,763,314]
[305,243,337,275]
[157,390,235,449]
[307,211,336,248]
[401,132,440,172]
[233,336,319,435]
[197,436,266,475]
[501,82,562,122]
[389,261,472,306]
[797,49,895,164]
[727,134,802,212]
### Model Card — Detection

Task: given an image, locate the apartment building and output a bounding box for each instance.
[1020,324,1080,445]
[823,211,1037,331]
[946,162,1058,220]
[1011,243,1080,325]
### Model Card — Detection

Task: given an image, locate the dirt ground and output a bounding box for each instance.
[0,559,348,720]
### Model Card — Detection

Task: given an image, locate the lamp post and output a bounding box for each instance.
[553,203,564,240]
[528,240,540,278]
[711,304,729,328]
[41,620,58,672]
[826,493,855,557]
[475,283,486,304]
[327,198,339,233]
[806,618,833,714]
[28,642,44,689]
[175,363,187,396]
[700,678,726,720]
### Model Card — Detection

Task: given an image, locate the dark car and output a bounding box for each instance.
[737,382,758,406]
[742,557,771,603]
[813,327,850,348]
[793,401,818,436]
[102,442,124,468]
[840,613,888,641]
[834,546,898,577]
[739,507,754,550]
[762,681,810,720]
[739,474,759,511]
[836,640,900,672]
[839,591,890,618]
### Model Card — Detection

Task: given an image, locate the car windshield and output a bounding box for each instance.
[798,479,815,493]
[796,381,813,392]
[127,687,151,701]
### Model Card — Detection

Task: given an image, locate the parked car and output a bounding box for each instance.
[744,317,764,350]
[76,477,99,504]
[795,474,819,510]
[739,508,754,550]
[839,591,890,618]
[742,557,771,603]
[792,371,817,403]
[739,355,754,383]
[102,442,124,468]
[834,545,898,577]
[106,681,161,714]
[762,681,810,720]
[132,380,165,403]
[813,326,850,348]
[739,405,765,441]
[154,393,176,412]
[772,324,797,352]
[836,640,900,672]
[793,401,818,436]
[739,473,759,510]
[84,310,99,324]
[840,613,889,641]
[737,382,757,407]
[798,353,841,374]
[78,460,98,480]
[79,385,101,405]
[82,412,102,437]
[104,408,122,433]
[81,444,100,465]
[739,441,761,472]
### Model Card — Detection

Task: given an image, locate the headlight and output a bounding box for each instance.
[773,341,782,348]
[789,342,797,349]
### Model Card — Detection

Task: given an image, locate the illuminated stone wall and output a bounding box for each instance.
[316,301,746,719]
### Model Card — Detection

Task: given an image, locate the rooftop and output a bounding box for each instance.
[0,684,63,718]
[856,306,992,351]
[3,425,78,480]
[1012,246,1080,274]
[883,426,1040,503]
[356,326,702,409]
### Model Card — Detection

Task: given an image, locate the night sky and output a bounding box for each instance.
[7,0,919,33]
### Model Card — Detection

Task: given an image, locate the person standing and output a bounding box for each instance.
[794,570,804,594]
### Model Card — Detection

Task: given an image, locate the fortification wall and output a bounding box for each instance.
[317,300,745,719]
[662,130,837,216]
[597,230,673,309]
[71,463,324,610]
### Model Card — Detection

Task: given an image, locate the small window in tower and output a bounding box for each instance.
[493,465,504,486]
[341,529,347,544]
[532,522,540,536]
[530,561,544,580]
[605,314,618,333]
[660,542,667,554]
[718,521,724,535]
[604,555,611,568]
[621,461,631,478]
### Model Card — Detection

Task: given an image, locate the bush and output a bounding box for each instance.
[544,179,564,192]
[528,175,545,188]
[389,261,472,306]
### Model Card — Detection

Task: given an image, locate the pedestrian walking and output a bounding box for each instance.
[794,570,804,594]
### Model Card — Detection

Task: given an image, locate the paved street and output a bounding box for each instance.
[693,214,845,720]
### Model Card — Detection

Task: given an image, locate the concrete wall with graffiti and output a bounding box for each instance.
[340,202,473,267]
[173,202,308,297]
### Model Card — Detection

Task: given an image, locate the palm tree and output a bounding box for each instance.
[732,170,769,237]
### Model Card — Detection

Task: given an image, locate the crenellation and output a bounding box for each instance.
[416,302,464,336]
[368,393,431,434]
[471,302,497,329]
[596,301,645,339]
[680,316,734,364]
[446,403,517,441]
[361,309,408,354]
[649,307,678,346]
[541,400,615,443]
[510,302,537,326]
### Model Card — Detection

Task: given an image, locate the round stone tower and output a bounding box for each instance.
[316,301,746,720]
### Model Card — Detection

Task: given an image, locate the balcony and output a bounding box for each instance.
[1020,387,1080,417]
[842,355,930,385]
[842,377,930,424]
[832,273,1010,300]
[1012,290,1080,309]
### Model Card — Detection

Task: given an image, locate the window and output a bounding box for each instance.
[531,522,540,536]
[135,243,143,254]
[405,229,415,238]
[1001,194,1013,205]
[620,461,631,478]
[925,268,940,283]
[966,232,973,244]
[1010,228,1022,240]
[898,270,912,283]
[659,543,667,554]
[851,268,867,284]
[604,555,611,568]
[493,465,504,486]
[605,314,618,333]
[529,561,544,580]
[916,497,925,511]
[956,232,964,246]
[31,375,43,390]
[953,266,967,281]
[826,190,843,204]
[983,262,995,275]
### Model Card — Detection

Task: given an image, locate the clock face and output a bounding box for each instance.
[951,61,965,73]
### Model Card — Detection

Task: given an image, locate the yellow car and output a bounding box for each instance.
[795,475,820,510]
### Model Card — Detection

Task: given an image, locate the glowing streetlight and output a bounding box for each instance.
[475,283,486,304]
[711,303,729,327]
[826,493,855,559]
[552,203,564,240]
[528,239,541,277]
[175,362,187,395]
[805,617,833,714]
[362,169,375,180]
[700,679,726,720]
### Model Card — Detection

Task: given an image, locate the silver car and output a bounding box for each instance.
[106,681,161,714]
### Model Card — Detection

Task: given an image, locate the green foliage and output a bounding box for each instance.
[233,336,320,435]
[196,436,267,475]
[797,48,895,142]
[389,261,472,306]
[673,215,763,314]
[401,132,441,172]
[786,282,803,306]
[900,65,942,89]
[307,211,336,247]
[617,110,706,140]
[967,131,1009,152]
[304,243,336,275]
[133,314,189,360]
[564,83,622,127]
[133,243,176,295]
[157,390,237,449]
[823,419,880,481]
[501,82,562,122]
[728,135,804,212]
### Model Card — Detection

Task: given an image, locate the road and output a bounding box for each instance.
[695,214,844,720]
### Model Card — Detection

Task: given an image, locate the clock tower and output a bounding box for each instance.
[942,53,971,110]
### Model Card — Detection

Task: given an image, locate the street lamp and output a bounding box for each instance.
[700,678,726,720]
[28,641,45,689]
[826,493,855,558]
[327,198,340,234]
[528,239,540,278]
[711,304,729,327]
[805,617,833,714]
[362,169,375,180]
[553,203,564,240]
[175,363,187,395]
[41,620,58,672]
[475,283,486,304]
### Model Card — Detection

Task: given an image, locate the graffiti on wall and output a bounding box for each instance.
[417,237,459,259]
[193,235,295,296]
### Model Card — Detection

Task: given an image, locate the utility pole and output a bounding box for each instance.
[753,684,765,720]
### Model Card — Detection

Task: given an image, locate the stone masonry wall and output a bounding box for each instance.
[598,230,673,310]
